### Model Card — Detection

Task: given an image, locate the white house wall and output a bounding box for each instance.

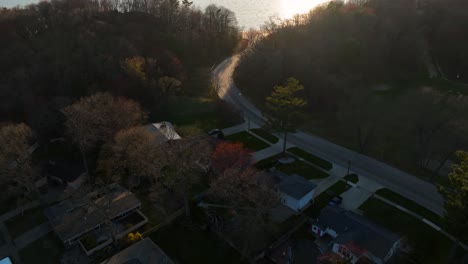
[297,190,314,210]
[281,193,300,211]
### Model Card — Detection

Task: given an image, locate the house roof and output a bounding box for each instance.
[101,238,174,264]
[145,122,181,143]
[44,184,141,242]
[316,206,400,259]
[277,174,317,200]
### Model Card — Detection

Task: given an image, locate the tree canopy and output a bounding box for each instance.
[443,150,468,242]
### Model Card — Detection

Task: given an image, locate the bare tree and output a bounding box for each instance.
[62,93,147,175]
[157,136,213,218]
[0,123,36,199]
[210,167,279,257]
[98,126,162,189]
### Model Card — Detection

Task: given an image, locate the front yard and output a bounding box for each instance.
[375,188,441,225]
[19,232,64,264]
[255,154,329,179]
[359,197,457,264]
[149,221,244,264]
[287,147,333,171]
[276,159,329,179]
[225,131,270,151]
[5,206,48,238]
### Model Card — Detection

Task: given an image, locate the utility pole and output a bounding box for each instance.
[346,160,352,176]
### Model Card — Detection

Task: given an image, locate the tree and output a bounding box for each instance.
[98,126,161,189]
[157,136,213,218]
[158,76,182,96]
[266,77,307,154]
[0,123,36,199]
[442,150,468,242]
[63,93,147,175]
[209,166,279,257]
[211,142,252,175]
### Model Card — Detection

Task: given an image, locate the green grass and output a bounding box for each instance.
[255,153,282,170]
[5,206,47,238]
[359,198,456,264]
[19,232,64,264]
[327,180,351,195]
[344,174,359,184]
[225,131,270,151]
[287,147,333,171]
[250,128,278,144]
[375,188,442,225]
[149,221,244,264]
[255,154,329,179]
[304,181,351,217]
[276,160,329,179]
[166,96,243,133]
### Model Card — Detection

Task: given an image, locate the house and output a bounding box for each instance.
[311,206,401,264]
[277,174,317,211]
[101,238,174,264]
[145,121,181,143]
[44,184,148,255]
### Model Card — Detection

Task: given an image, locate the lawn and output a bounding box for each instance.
[359,198,455,264]
[19,232,64,264]
[255,153,282,170]
[5,206,47,238]
[276,159,329,179]
[375,188,441,225]
[304,181,351,217]
[165,96,243,134]
[344,174,359,184]
[149,221,244,264]
[250,128,279,144]
[287,147,333,171]
[225,131,270,151]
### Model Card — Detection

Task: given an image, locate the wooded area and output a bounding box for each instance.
[235,0,468,181]
[0,0,240,140]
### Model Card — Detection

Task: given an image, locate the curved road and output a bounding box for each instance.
[213,55,445,215]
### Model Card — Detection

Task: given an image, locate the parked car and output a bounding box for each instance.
[328,196,343,206]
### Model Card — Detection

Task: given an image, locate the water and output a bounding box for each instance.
[1,0,329,28]
[192,0,328,28]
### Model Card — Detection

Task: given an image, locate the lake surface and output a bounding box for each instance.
[1,0,329,28]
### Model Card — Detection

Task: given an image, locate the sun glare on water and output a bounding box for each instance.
[280,0,328,19]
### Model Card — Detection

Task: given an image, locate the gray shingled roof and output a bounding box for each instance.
[317,206,401,259]
[45,184,141,242]
[277,174,317,200]
[145,122,181,143]
[101,238,174,264]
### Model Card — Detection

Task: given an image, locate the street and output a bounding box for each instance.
[212,55,445,215]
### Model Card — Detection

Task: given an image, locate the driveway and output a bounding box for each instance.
[340,187,372,211]
[213,55,445,215]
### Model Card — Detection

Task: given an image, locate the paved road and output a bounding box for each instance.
[212,55,445,215]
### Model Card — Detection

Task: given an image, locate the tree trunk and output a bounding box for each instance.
[80,145,90,177]
[282,132,288,156]
[184,196,191,220]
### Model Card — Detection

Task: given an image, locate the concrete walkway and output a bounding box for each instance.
[0,201,40,223]
[0,201,52,263]
[0,223,21,264]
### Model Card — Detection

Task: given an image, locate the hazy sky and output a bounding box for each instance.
[1,0,329,28]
